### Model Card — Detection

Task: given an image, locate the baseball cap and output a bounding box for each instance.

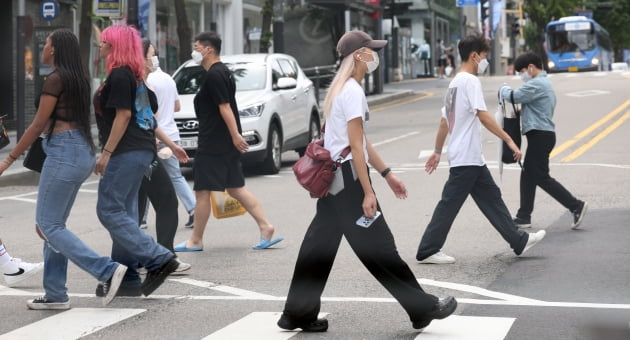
[336,30,387,58]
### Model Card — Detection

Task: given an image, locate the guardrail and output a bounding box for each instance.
[303,64,337,104]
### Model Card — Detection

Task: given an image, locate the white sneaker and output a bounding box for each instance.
[173,259,191,273]
[3,258,44,287]
[419,251,456,264]
[521,230,546,255]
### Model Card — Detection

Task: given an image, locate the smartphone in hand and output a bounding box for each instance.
[355,211,382,228]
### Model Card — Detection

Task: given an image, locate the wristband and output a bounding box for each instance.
[434,148,442,154]
[380,167,391,178]
[103,148,113,154]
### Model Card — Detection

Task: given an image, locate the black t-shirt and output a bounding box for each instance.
[194,61,241,155]
[94,66,157,155]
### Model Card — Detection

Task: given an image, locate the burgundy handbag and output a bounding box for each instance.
[292,139,350,198]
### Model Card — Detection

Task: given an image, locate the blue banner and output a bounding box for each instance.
[457,0,479,6]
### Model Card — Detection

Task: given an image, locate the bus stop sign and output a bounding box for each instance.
[41,0,59,21]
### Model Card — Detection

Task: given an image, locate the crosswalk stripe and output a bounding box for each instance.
[202,312,328,340]
[414,315,515,340]
[0,308,145,340]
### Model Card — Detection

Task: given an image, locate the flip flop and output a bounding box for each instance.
[252,237,284,250]
[174,241,203,252]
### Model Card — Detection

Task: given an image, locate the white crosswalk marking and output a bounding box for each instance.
[202,312,328,340]
[414,315,515,340]
[0,308,145,340]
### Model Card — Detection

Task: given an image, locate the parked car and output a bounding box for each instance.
[172,53,322,174]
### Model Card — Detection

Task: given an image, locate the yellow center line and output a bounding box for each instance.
[372,92,434,112]
[550,98,630,159]
[561,111,630,162]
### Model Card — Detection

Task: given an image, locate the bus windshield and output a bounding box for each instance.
[547,30,595,54]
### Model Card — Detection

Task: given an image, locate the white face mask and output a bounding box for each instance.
[191,50,203,64]
[477,58,489,74]
[520,67,533,82]
[150,56,159,72]
[359,51,380,74]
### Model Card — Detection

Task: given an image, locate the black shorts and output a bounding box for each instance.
[193,151,245,191]
[438,59,447,67]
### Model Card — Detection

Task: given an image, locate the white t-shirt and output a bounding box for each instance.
[147,67,180,141]
[324,78,369,162]
[441,72,486,167]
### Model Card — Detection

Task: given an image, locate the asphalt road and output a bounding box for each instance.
[1,71,629,340]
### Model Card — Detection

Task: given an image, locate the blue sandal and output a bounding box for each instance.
[252,237,284,250]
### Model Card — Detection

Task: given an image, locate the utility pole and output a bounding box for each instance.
[16,0,25,140]
[488,0,501,75]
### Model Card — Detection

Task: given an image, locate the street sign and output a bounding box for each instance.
[40,0,59,21]
[457,0,480,6]
[93,0,126,19]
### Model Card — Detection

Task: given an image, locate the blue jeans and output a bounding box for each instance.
[158,142,196,213]
[97,149,173,286]
[37,130,119,302]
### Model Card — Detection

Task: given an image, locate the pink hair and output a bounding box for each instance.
[101,25,144,80]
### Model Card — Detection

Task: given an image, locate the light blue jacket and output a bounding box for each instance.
[500,71,556,134]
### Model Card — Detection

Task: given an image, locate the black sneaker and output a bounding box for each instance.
[572,201,588,229]
[412,296,457,330]
[184,213,194,228]
[141,257,179,296]
[95,283,142,297]
[26,296,70,310]
[277,313,328,332]
[513,216,531,229]
[101,264,127,306]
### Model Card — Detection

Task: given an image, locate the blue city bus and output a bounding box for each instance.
[545,16,613,72]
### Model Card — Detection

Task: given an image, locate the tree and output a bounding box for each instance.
[522,0,577,70]
[583,0,630,61]
[174,0,192,65]
[79,1,93,75]
[259,0,273,52]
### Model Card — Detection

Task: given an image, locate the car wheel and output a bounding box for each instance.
[261,123,282,174]
[297,114,321,157]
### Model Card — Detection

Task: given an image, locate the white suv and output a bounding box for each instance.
[172,53,321,174]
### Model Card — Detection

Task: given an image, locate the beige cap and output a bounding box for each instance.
[336,30,387,58]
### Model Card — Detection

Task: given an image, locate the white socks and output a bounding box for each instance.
[0,243,20,274]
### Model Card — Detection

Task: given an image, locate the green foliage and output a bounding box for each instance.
[522,0,582,68]
[584,0,630,58]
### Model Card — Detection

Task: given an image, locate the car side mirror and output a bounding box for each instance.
[276,77,297,90]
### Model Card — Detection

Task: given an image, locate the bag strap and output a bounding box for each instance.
[510,91,520,118]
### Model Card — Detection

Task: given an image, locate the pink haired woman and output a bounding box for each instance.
[94,25,186,297]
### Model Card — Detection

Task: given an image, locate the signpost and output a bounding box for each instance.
[40,0,59,21]
[93,0,126,19]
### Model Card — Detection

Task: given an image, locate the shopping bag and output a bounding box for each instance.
[210,190,247,219]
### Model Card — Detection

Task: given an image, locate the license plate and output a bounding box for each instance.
[180,137,198,149]
[568,66,579,72]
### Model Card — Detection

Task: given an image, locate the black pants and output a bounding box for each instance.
[138,161,178,252]
[282,163,438,325]
[416,165,528,261]
[517,130,580,219]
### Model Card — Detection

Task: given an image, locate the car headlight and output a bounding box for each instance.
[239,104,265,118]
[548,60,555,69]
[591,57,599,65]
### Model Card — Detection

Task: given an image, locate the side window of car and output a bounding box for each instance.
[278,59,297,80]
[271,60,285,90]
